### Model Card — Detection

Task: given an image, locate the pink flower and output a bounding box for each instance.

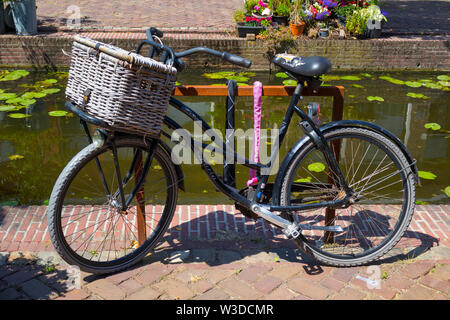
[259,0,267,7]
[254,5,260,11]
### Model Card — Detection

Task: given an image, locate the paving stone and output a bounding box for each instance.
[384,275,415,290]
[191,279,214,294]
[400,261,436,279]
[20,279,59,300]
[236,265,272,283]
[125,287,161,300]
[202,269,235,284]
[35,252,62,267]
[0,252,10,266]
[261,286,297,300]
[135,264,173,285]
[331,267,359,283]
[173,269,207,284]
[7,252,38,265]
[266,264,302,281]
[217,250,241,264]
[195,288,230,300]
[220,277,262,299]
[190,249,216,264]
[85,279,126,300]
[396,285,436,300]
[329,287,367,300]
[165,250,191,264]
[3,267,42,287]
[154,278,195,300]
[287,278,334,300]
[56,289,90,300]
[0,288,22,300]
[320,277,346,292]
[119,279,143,295]
[253,275,282,294]
[419,274,450,293]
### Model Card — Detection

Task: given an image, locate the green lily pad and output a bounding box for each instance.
[8,113,31,119]
[436,75,450,81]
[424,123,441,131]
[360,73,372,78]
[225,75,249,82]
[283,79,297,86]
[422,82,442,89]
[321,75,341,81]
[341,75,362,81]
[418,170,437,180]
[43,79,58,84]
[8,154,24,160]
[438,81,449,87]
[275,72,289,78]
[0,93,18,100]
[5,97,22,104]
[307,162,325,172]
[406,92,430,99]
[418,79,432,83]
[0,105,19,112]
[202,71,235,79]
[367,96,384,102]
[19,99,36,106]
[295,177,312,183]
[48,110,68,117]
[238,72,256,77]
[352,84,364,89]
[0,70,30,81]
[444,186,450,197]
[404,81,422,88]
[42,88,61,94]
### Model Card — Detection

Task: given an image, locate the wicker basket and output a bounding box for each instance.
[66,36,177,138]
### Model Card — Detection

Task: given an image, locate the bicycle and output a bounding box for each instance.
[48,27,419,274]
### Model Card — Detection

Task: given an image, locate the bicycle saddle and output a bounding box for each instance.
[272,53,331,78]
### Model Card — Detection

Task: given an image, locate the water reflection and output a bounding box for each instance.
[0,70,449,205]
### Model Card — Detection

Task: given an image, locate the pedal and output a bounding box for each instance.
[282,222,301,239]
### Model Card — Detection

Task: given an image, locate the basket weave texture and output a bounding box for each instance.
[66,36,177,137]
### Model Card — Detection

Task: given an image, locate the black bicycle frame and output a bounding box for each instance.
[163,82,352,213]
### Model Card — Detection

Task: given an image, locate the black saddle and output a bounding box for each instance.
[272,54,331,78]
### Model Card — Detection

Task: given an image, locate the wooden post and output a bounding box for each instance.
[324,86,345,243]
[135,150,147,246]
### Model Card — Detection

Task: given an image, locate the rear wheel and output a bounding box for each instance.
[279,127,416,266]
[48,137,178,274]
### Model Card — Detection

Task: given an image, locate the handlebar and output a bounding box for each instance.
[137,27,252,71]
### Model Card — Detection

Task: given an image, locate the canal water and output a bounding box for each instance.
[0,69,449,205]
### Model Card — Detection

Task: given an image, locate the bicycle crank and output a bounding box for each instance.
[251,204,343,239]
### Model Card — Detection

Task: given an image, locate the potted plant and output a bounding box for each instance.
[250,0,272,19]
[8,0,37,35]
[236,0,273,38]
[318,22,329,37]
[362,5,387,38]
[289,0,306,37]
[269,0,291,26]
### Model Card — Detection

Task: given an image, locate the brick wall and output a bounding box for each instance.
[0,34,449,71]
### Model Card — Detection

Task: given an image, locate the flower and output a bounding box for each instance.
[254,5,260,11]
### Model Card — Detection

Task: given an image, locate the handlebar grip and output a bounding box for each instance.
[222,52,252,68]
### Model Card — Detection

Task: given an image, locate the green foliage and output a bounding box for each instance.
[367,96,384,102]
[406,92,430,99]
[341,75,362,81]
[424,123,441,131]
[346,9,368,36]
[307,162,326,172]
[233,9,245,22]
[0,70,30,82]
[418,171,437,180]
[258,26,296,59]
[244,0,259,14]
[283,79,297,86]
[275,72,289,78]
[444,186,450,197]
[48,111,69,117]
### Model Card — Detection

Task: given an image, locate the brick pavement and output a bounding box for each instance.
[0,204,449,300]
[29,0,450,36]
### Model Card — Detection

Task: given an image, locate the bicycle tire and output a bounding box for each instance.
[279,127,416,267]
[48,137,178,274]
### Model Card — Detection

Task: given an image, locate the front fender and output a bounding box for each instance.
[272,120,419,205]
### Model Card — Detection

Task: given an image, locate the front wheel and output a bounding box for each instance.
[279,127,416,266]
[48,137,178,274]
